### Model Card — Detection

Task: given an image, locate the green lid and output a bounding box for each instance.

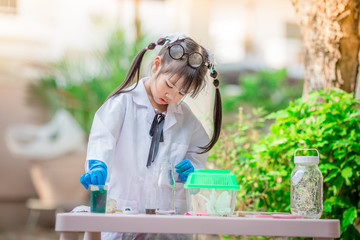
[184,169,240,189]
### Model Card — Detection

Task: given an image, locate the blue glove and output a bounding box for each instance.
[80,160,107,190]
[175,160,194,182]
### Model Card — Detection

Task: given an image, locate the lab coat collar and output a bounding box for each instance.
[164,103,180,132]
[132,78,183,131]
[132,78,152,109]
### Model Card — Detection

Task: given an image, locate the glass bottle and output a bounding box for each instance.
[290,148,323,218]
[144,162,176,214]
[144,163,160,214]
[157,162,176,214]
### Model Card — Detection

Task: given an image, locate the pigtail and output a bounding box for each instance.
[199,69,222,153]
[106,38,167,101]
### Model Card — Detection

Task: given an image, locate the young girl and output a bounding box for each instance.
[80,33,222,238]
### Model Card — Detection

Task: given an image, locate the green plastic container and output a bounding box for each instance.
[184,169,240,216]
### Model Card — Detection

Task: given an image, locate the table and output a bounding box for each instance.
[55,213,340,240]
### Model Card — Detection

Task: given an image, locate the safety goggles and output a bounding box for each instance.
[168,44,211,69]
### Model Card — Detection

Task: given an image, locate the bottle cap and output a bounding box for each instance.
[294,148,320,164]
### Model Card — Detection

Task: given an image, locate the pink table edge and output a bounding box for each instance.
[55,213,340,238]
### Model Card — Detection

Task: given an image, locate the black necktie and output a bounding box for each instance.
[147,112,165,167]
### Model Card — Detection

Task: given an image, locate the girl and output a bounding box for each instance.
[80,33,222,239]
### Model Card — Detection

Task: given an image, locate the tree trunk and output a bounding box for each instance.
[356,48,360,98]
[134,0,141,41]
[291,0,360,97]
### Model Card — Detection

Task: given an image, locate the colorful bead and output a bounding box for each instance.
[210,70,218,78]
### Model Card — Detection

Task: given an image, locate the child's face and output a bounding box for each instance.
[151,73,192,105]
[148,56,195,107]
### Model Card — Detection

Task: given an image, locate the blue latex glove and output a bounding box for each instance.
[175,160,194,182]
[80,160,107,190]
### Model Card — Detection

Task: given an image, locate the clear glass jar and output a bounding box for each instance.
[290,148,323,219]
[145,162,176,214]
[157,162,176,214]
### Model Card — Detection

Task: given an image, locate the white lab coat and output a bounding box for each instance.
[86,78,209,215]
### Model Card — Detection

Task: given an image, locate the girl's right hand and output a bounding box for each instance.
[80,160,108,189]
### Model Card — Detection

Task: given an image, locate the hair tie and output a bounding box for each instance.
[213,78,219,88]
[145,39,166,52]
[157,38,167,46]
[210,70,218,78]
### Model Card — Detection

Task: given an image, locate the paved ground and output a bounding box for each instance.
[0,227,88,240]
[0,228,226,240]
[0,227,60,240]
[0,229,224,240]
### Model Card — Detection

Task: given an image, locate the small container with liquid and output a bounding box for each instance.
[290,148,323,218]
[90,184,108,213]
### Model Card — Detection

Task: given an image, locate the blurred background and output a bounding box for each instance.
[0,0,305,239]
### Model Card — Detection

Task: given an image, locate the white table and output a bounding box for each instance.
[55,213,340,240]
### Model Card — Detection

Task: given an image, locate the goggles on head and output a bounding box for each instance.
[168,44,211,69]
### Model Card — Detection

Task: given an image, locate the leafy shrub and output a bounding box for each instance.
[28,29,146,134]
[221,68,303,113]
[209,88,360,239]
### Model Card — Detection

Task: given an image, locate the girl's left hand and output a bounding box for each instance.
[175,160,194,182]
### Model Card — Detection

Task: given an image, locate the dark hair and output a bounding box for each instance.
[107,36,222,153]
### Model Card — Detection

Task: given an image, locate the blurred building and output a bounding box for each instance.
[0,0,119,230]
[0,0,303,230]
[118,0,304,80]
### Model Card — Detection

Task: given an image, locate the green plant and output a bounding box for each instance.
[208,107,268,211]
[221,68,303,113]
[209,88,360,239]
[28,29,146,134]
